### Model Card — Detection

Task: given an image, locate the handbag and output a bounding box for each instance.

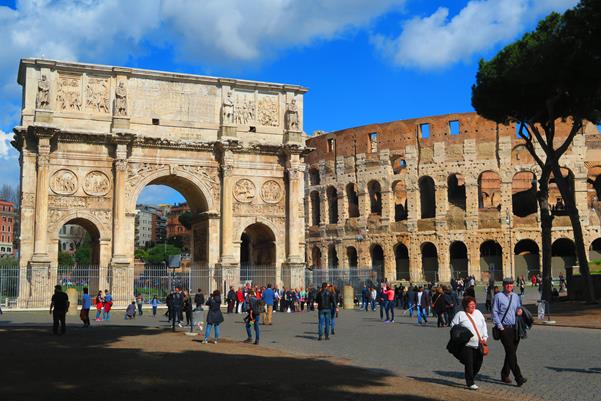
[492,294,513,340]
[466,312,488,356]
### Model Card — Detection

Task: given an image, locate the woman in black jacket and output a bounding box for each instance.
[203,290,224,344]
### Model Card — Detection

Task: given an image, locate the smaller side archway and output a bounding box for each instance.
[552,238,575,277]
[590,238,601,261]
[309,167,320,186]
[326,186,339,224]
[346,246,358,268]
[447,173,466,211]
[449,241,468,279]
[311,245,322,269]
[512,172,537,217]
[371,244,385,280]
[346,183,360,218]
[478,171,501,209]
[328,244,339,268]
[393,181,408,221]
[514,239,540,279]
[394,243,410,281]
[368,180,382,215]
[240,223,276,286]
[549,168,574,214]
[421,242,438,282]
[419,176,436,218]
[310,190,321,226]
[480,240,503,281]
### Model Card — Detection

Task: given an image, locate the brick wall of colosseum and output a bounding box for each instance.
[304,112,601,283]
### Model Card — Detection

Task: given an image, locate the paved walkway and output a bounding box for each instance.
[2,300,600,401]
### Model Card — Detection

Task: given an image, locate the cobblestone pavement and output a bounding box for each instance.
[2,289,599,401]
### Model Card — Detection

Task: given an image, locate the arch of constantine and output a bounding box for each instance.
[14,59,307,306]
[304,113,601,283]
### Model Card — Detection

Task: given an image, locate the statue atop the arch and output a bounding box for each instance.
[114,81,128,116]
[287,98,299,131]
[36,75,50,109]
[222,90,235,124]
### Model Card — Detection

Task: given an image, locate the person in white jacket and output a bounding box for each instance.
[451,296,488,390]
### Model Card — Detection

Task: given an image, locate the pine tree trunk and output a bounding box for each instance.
[537,168,553,303]
[551,163,596,303]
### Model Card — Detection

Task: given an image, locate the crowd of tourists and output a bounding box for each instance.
[48,272,536,392]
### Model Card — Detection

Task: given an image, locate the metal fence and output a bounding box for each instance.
[305,267,382,293]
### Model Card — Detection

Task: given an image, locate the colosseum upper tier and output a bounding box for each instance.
[304,112,601,283]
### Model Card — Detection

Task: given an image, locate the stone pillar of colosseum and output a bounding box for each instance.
[337,185,347,223]
[319,187,327,226]
[469,239,481,280]
[438,237,451,283]
[381,188,393,224]
[465,176,479,231]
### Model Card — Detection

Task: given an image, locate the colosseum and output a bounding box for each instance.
[304,112,601,283]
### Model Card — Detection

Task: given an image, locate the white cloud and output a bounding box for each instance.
[374,0,579,70]
[0,130,14,160]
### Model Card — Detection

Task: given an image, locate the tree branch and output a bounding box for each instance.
[556,118,582,157]
[517,122,545,168]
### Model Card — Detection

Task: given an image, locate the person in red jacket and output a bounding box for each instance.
[236,287,244,313]
[383,284,395,323]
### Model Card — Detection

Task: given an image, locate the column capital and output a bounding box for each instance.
[115,159,127,172]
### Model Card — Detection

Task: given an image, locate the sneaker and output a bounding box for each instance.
[468,384,478,390]
[384,320,390,323]
[213,340,218,344]
[501,376,512,384]
[243,338,252,343]
[254,340,259,345]
[325,336,330,340]
[390,320,395,323]
[331,330,335,335]
[177,323,183,328]
[202,339,208,344]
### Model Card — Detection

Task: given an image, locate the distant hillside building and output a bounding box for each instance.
[0,200,16,256]
[167,203,191,251]
[135,205,165,248]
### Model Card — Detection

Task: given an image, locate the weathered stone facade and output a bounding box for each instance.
[14,59,307,306]
[304,113,601,283]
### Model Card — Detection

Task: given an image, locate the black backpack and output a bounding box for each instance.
[251,297,265,315]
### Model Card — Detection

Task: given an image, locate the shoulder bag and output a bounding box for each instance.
[466,312,488,356]
[492,294,512,340]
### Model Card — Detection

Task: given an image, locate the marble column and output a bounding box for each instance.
[111,142,129,265]
[219,158,236,265]
[286,159,303,263]
[31,132,53,262]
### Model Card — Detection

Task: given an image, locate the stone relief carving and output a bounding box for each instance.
[233,202,284,216]
[85,77,110,113]
[127,162,166,189]
[286,98,299,131]
[48,209,68,229]
[21,193,36,209]
[222,90,235,124]
[236,93,256,125]
[261,180,282,203]
[233,179,256,203]
[49,195,87,209]
[83,171,111,196]
[56,75,82,111]
[50,169,78,195]
[36,75,50,109]
[114,81,128,116]
[257,96,279,127]
[90,209,112,227]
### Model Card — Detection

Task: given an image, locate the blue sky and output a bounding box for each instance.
[0,0,579,205]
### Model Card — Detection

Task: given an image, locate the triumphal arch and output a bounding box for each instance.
[14,59,307,307]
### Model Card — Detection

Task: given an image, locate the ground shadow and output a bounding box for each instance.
[546,366,601,374]
[0,325,464,401]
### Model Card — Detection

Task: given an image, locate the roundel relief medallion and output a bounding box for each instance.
[50,169,78,195]
[233,178,256,203]
[261,180,282,203]
[83,171,111,196]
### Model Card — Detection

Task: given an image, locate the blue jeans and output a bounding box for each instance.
[330,308,336,333]
[417,306,428,324]
[370,299,376,311]
[386,301,394,321]
[205,323,220,340]
[362,298,368,311]
[103,310,110,320]
[407,302,414,317]
[152,306,157,316]
[171,306,181,330]
[318,309,331,337]
[245,315,260,341]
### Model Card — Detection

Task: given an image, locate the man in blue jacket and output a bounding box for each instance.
[262,283,275,325]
